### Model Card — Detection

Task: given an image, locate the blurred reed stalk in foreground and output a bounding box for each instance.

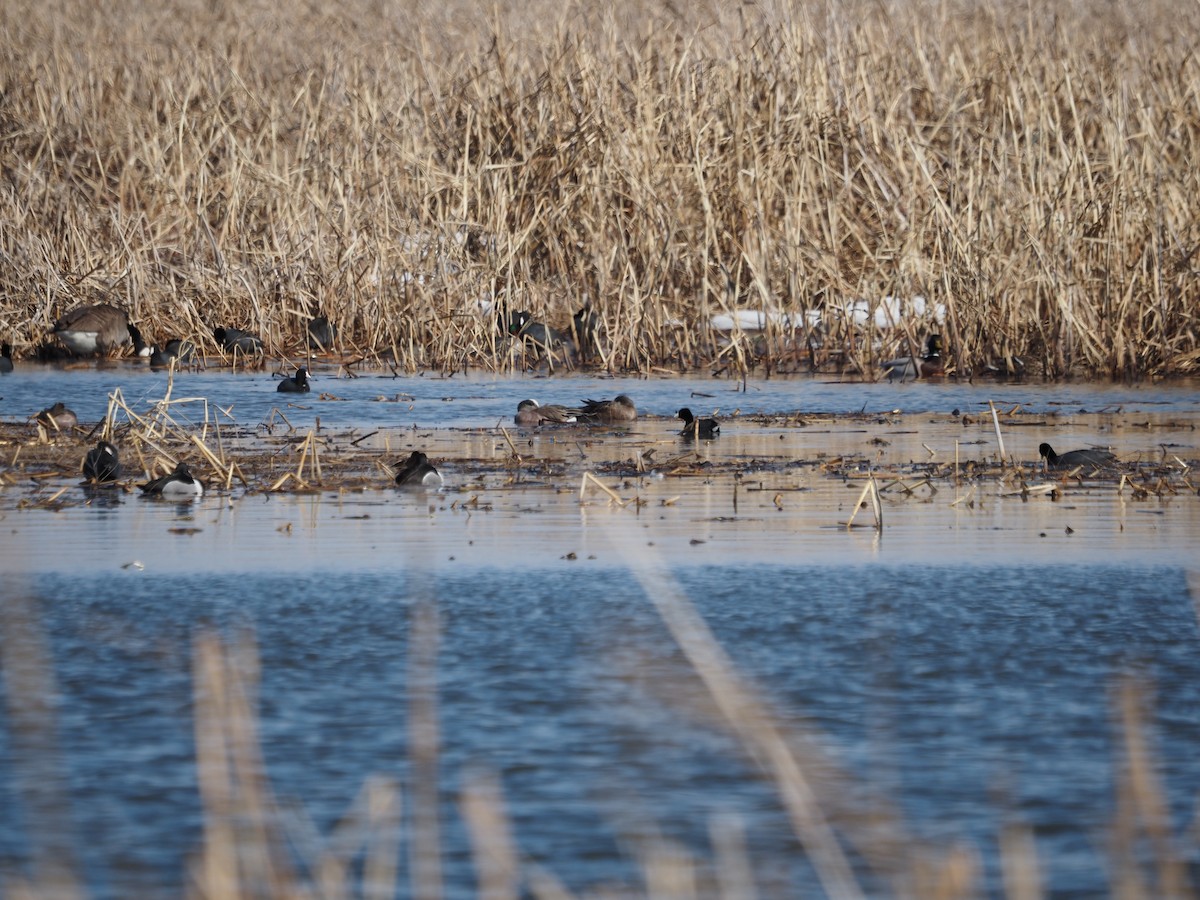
[2,572,1198,897]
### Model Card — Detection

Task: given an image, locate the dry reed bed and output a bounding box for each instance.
[1,0,1199,376]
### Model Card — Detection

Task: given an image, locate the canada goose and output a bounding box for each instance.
[139,461,203,498]
[52,304,138,356]
[503,310,566,349]
[578,394,637,423]
[393,451,443,488]
[277,366,311,393]
[83,441,121,483]
[677,408,720,439]
[127,324,152,358]
[515,399,578,425]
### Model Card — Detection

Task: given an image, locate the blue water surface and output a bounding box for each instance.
[2,363,1199,430]
[1,563,1197,898]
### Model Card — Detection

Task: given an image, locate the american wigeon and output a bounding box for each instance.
[578,394,637,423]
[1039,443,1117,470]
[307,315,336,351]
[213,326,263,355]
[677,407,720,438]
[277,366,311,393]
[139,461,203,498]
[52,303,138,356]
[83,440,121,483]
[882,334,945,381]
[150,338,197,368]
[515,399,578,425]
[36,402,78,431]
[394,450,443,488]
[0,342,13,373]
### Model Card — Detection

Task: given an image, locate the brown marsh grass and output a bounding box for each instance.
[1,0,1200,378]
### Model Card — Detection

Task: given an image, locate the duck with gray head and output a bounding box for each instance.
[36,402,78,431]
[515,399,578,425]
[393,451,443,488]
[578,394,637,424]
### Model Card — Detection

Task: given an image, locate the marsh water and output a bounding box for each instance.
[2,363,1200,898]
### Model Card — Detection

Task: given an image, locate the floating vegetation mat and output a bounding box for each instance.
[2,382,1197,517]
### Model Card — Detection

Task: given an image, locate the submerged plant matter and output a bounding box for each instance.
[1,0,1199,378]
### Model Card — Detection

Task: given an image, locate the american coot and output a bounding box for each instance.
[36,402,78,431]
[882,334,945,381]
[677,407,720,439]
[1039,443,1117,470]
[394,451,443,488]
[578,394,637,424]
[277,366,311,393]
[52,304,139,356]
[140,462,204,498]
[83,441,122,483]
[307,316,337,351]
[571,303,601,360]
[515,399,577,425]
[213,326,263,355]
[150,338,197,368]
[0,342,13,373]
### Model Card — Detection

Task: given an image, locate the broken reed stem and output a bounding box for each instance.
[580,471,628,506]
[845,476,883,532]
[989,401,1007,465]
[294,433,311,485]
[498,426,522,462]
